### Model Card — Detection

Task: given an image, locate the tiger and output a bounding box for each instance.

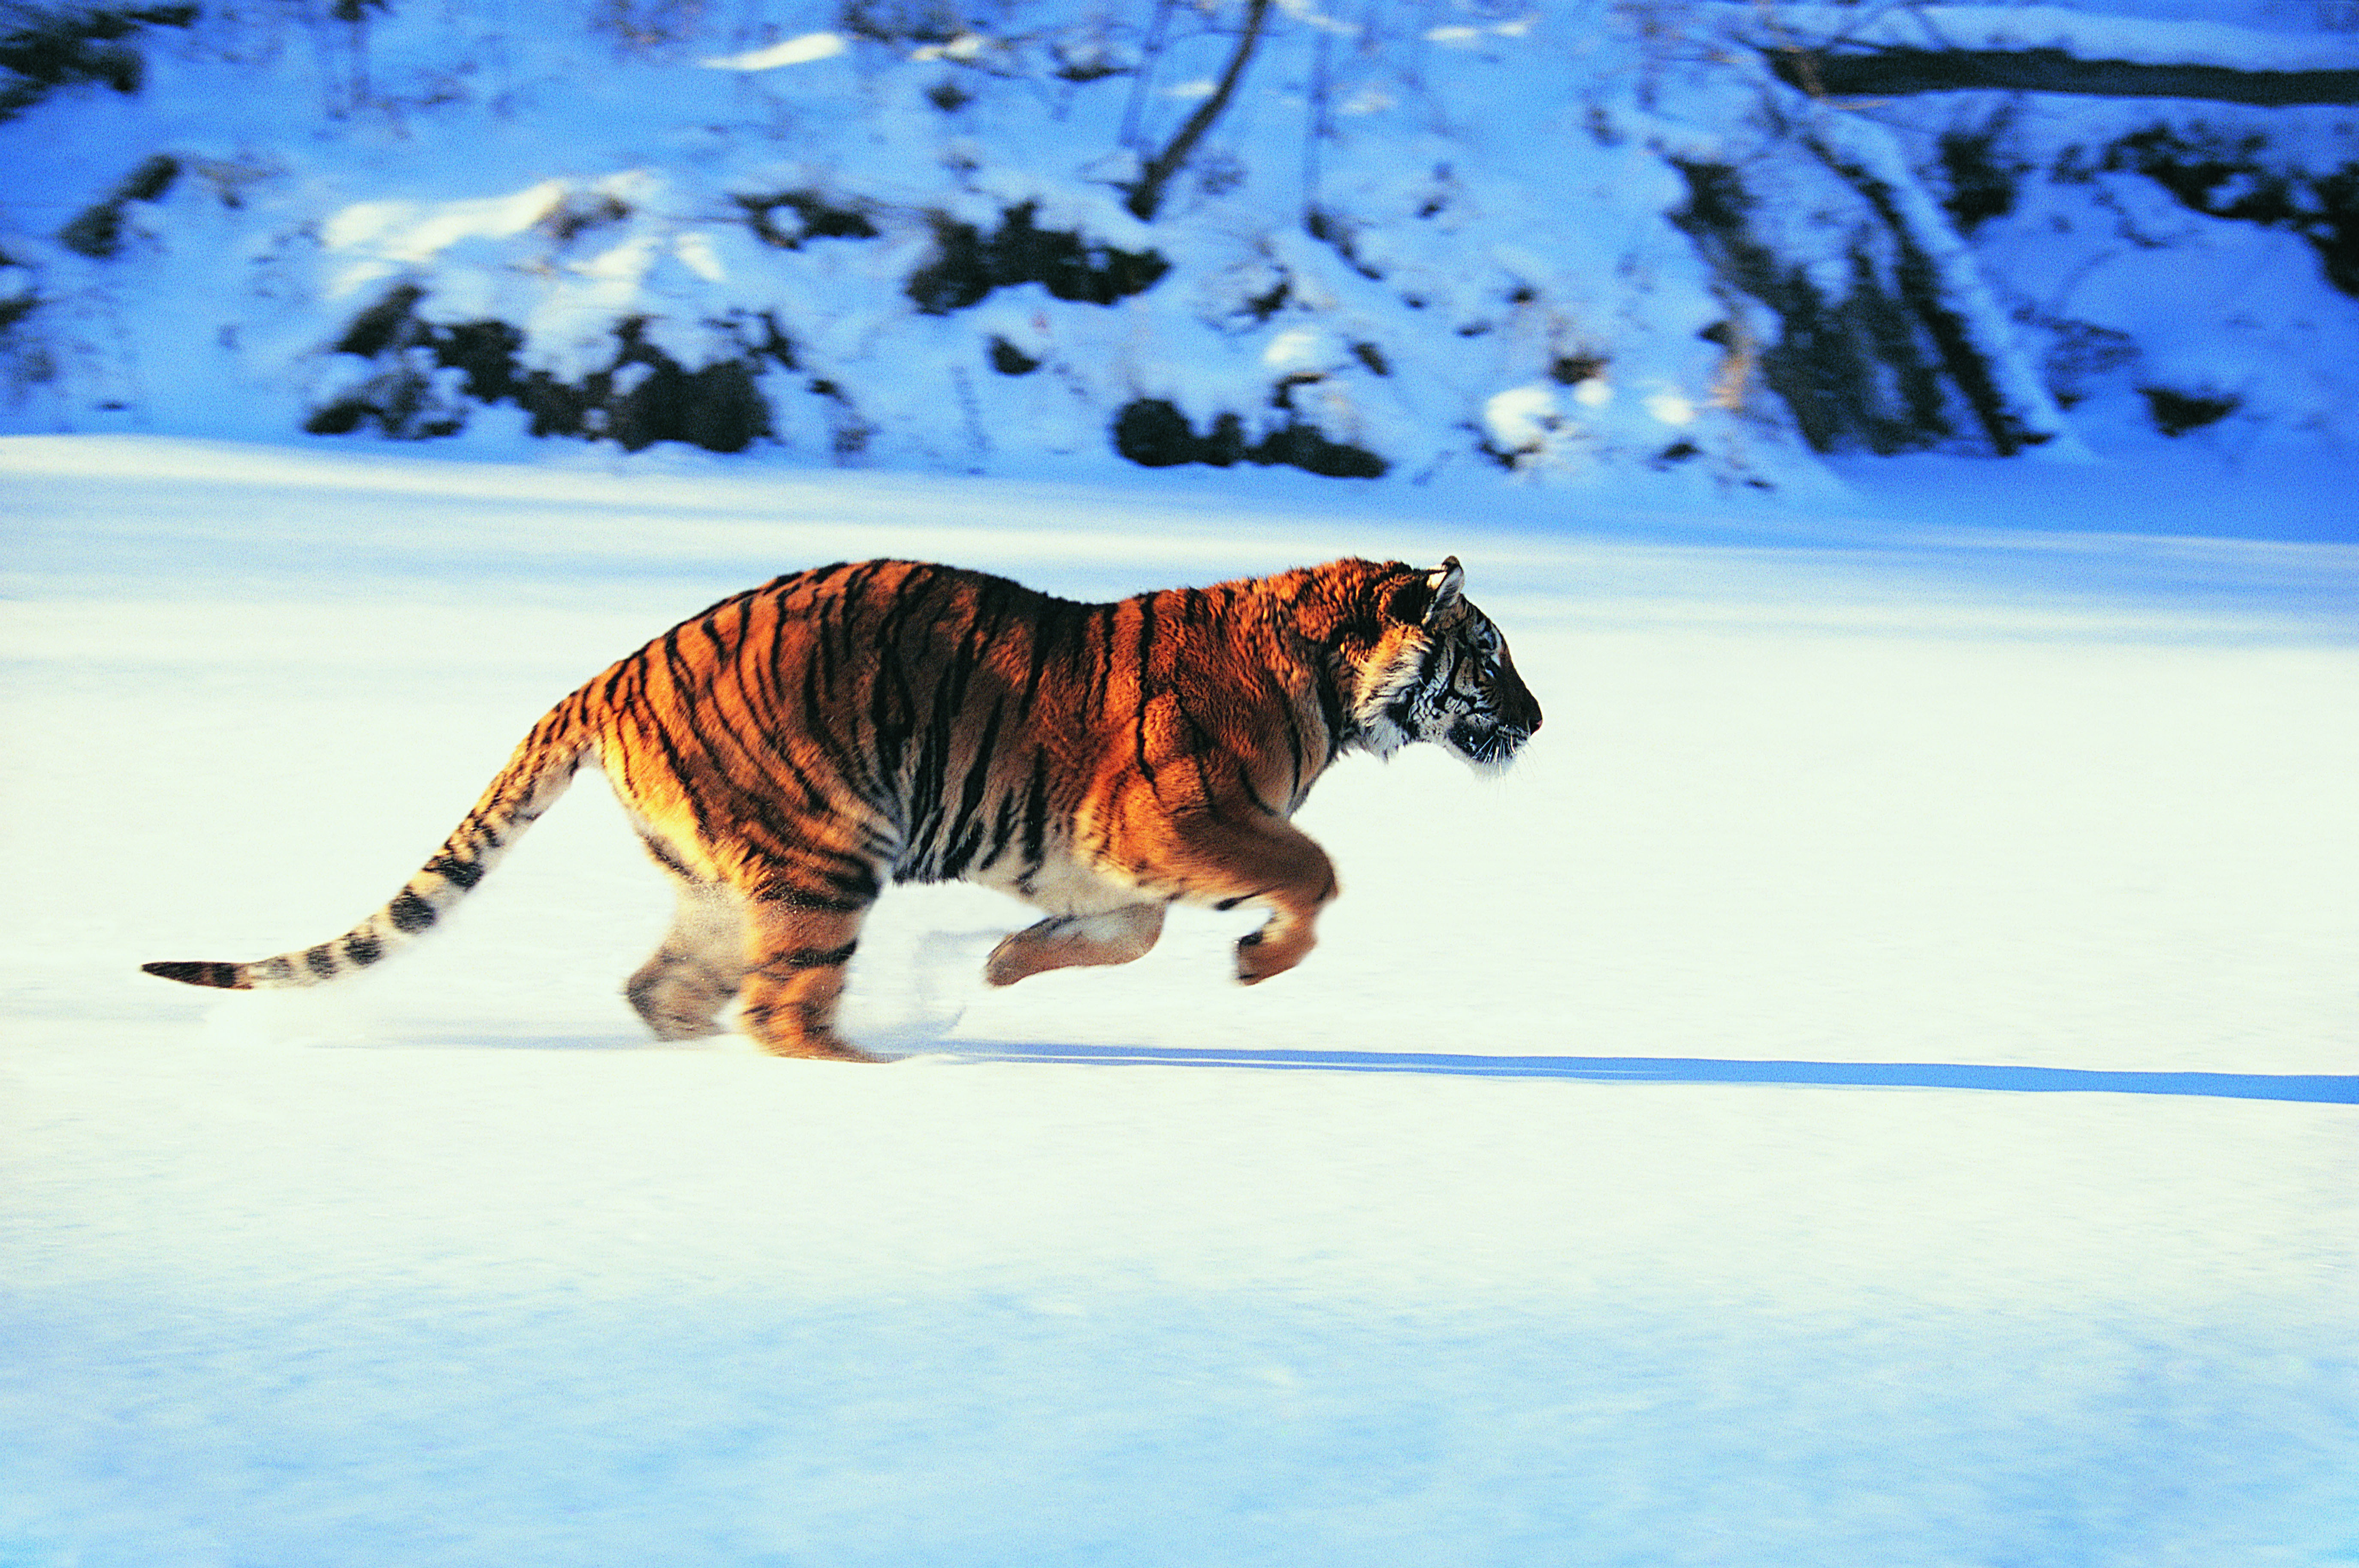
[143,555,1542,1059]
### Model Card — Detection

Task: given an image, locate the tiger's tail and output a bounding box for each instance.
[141,696,596,993]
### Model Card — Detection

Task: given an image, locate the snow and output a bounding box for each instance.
[4,434,2356,1565]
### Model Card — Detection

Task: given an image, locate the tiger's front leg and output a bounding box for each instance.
[736,893,877,1061]
[1129,811,1339,986]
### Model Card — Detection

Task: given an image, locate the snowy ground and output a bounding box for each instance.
[3,435,2356,1565]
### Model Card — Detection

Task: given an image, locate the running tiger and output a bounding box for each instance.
[144,556,1542,1059]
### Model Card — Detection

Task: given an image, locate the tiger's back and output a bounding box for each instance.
[144,555,1541,1058]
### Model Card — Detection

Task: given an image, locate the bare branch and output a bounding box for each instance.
[1126,0,1274,223]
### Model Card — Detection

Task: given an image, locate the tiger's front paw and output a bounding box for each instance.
[1235,924,1312,985]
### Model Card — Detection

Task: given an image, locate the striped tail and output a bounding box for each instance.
[141,699,594,993]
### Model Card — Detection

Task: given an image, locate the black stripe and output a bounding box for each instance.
[1017,597,1076,718]
[1281,705,1308,805]
[638,831,698,880]
[977,786,1020,873]
[933,697,1007,882]
[797,630,884,808]
[766,877,874,914]
[808,848,883,906]
[1081,601,1118,717]
[1177,700,1240,823]
[389,890,438,932]
[304,943,338,979]
[1131,596,1159,787]
[342,929,384,966]
[426,852,484,890]
[1019,748,1052,871]
[753,940,860,974]
[1313,650,1349,745]
[142,959,248,989]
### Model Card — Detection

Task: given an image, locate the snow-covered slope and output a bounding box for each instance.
[3,1,2353,482]
[1,1,1806,483]
[4,436,2355,1565]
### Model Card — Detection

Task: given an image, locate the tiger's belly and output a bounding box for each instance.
[966,847,1154,918]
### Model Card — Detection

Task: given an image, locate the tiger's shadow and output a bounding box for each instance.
[902,1043,2359,1104]
[358,1032,2356,1103]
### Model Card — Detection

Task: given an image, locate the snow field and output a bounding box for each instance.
[8,1039,2354,1566]
[3,436,2356,1565]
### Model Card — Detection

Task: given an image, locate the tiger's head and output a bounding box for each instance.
[1346,558,1543,775]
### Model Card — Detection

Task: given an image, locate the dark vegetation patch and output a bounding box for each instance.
[1672,160,1956,454]
[57,151,180,257]
[906,201,1167,313]
[1549,352,1607,386]
[736,189,879,250]
[0,2,195,121]
[2039,319,2139,409]
[309,284,791,452]
[1238,274,1289,325]
[542,192,631,244]
[839,0,964,46]
[1049,37,1128,83]
[1936,121,2029,235]
[1112,397,1386,478]
[1671,156,2057,456]
[2096,125,2359,297]
[330,280,425,358]
[1305,208,1383,280]
[986,335,1039,375]
[2140,384,2239,437]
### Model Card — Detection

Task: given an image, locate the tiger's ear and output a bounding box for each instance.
[1422,557,1464,628]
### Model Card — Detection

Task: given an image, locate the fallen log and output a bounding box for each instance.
[1767,45,2359,107]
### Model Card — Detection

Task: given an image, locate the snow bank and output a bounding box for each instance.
[7,0,2351,482]
[0,1,1802,484]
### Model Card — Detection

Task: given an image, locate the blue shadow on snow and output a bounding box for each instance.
[943,1043,2358,1105]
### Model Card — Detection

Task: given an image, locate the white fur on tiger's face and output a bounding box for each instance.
[1345,558,1543,776]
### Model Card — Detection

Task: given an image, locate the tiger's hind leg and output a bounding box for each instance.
[624,874,749,1041]
[983,903,1167,988]
[737,891,879,1061]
